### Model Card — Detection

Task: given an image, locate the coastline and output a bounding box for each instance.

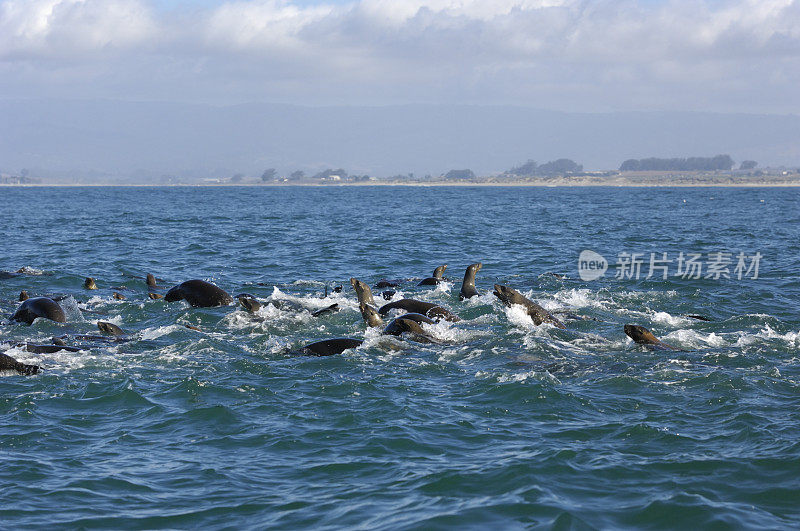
[3,181,800,188]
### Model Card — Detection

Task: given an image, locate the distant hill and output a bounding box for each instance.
[1,99,799,182]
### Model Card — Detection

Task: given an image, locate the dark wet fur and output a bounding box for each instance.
[493,284,566,329]
[165,280,233,308]
[293,338,363,357]
[0,352,40,375]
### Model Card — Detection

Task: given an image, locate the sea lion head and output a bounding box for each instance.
[97,321,125,336]
[492,284,521,306]
[350,278,374,305]
[624,324,659,344]
[434,264,448,278]
[359,302,383,327]
[84,277,97,290]
[395,317,427,335]
[239,296,261,313]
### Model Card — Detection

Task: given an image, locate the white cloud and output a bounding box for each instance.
[0,0,799,112]
[0,0,156,59]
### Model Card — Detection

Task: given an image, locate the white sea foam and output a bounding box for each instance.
[15,266,45,275]
[553,288,610,309]
[662,329,728,348]
[140,325,183,340]
[463,291,496,307]
[433,281,453,294]
[651,311,691,326]
[475,369,560,384]
[91,315,124,326]
[2,343,110,373]
[503,304,532,328]
[751,324,800,347]
[502,304,563,335]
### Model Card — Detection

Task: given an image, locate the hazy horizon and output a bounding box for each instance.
[1,98,799,182]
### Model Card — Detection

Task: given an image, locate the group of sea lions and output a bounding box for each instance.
[1,262,681,376]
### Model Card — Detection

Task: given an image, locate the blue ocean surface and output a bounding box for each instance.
[1,186,799,529]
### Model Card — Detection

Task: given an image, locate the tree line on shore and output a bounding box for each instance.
[245,154,764,183]
[619,154,743,172]
[2,153,769,185]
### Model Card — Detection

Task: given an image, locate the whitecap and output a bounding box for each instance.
[139,325,183,340]
[651,311,691,326]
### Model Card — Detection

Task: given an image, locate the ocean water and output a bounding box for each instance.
[1,186,798,529]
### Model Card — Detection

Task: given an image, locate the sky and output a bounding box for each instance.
[1,0,799,113]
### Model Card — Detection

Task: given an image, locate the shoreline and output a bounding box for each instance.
[3,181,800,188]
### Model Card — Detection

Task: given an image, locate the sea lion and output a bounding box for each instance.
[148,292,163,300]
[624,324,678,351]
[55,333,113,343]
[11,297,67,325]
[311,304,339,317]
[359,303,383,327]
[238,296,261,313]
[493,284,566,329]
[19,290,29,301]
[97,321,125,336]
[350,278,375,306]
[383,313,435,336]
[359,303,435,337]
[418,265,448,286]
[146,273,157,288]
[20,343,81,354]
[374,279,401,289]
[381,290,396,300]
[459,263,482,300]
[322,285,343,297]
[84,277,97,290]
[112,292,126,300]
[164,280,233,308]
[685,314,712,322]
[0,267,43,279]
[0,352,40,375]
[390,317,432,337]
[293,338,363,357]
[378,299,460,322]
